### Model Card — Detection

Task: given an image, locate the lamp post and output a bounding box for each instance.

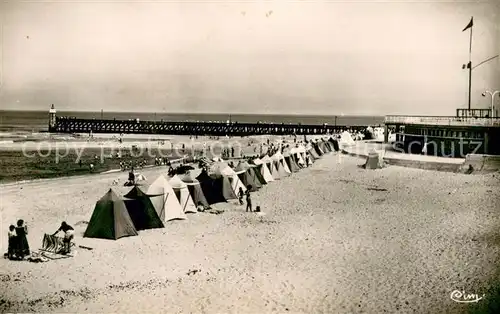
[482,90,500,117]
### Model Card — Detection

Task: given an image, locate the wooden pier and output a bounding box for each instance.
[50,116,365,136]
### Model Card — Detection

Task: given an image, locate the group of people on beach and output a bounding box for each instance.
[7,220,30,260]
[6,221,75,260]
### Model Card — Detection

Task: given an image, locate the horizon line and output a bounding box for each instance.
[0,109,385,117]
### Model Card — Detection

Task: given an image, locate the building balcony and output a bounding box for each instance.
[385,115,500,127]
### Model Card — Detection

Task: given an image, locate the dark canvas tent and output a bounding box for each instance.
[242,161,267,186]
[84,189,138,240]
[196,170,227,205]
[313,143,324,156]
[181,171,209,207]
[321,140,332,153]
[208,164,239,200]
[123,186,165,231]
[248,162,268,185]
[329,138,340,151]
[284,155,300,173]
[318,141,329,153]
[309,146,320,159]
[234,161,261,191]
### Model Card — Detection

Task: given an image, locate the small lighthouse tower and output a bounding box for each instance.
[48,104,57,132]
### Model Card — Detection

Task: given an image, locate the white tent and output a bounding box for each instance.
[339,131,355,146]
[252,158,274,183]
[147,175,187,222]
[261,155,280,180]
[169,175,198,214]
[272,152,291,174]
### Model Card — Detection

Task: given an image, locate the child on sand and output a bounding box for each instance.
[245,186,252,212]
[238,187,244,205]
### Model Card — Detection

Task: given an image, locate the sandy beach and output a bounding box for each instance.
[1,148,499,313]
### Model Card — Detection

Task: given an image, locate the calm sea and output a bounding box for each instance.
[0,110,384,133]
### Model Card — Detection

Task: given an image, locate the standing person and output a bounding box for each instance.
[237,187,244,205]
[53,222,75,254]
[245,185,253,212]
[128,167,135,185]
[15,219,30,259]
[7,225,16,260]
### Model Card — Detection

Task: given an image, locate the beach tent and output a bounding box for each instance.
[290,147,305,167]
[196,170,228,204]
[339,131,355,146]
[169,175,197,213]
[84,189,138,240]
[313,142,324,156]
[307,149,316,163]
[123,186,165,230]
[234,161,261,191]
[284,154,300,173]
[209,163,246,196]
[329,137,340,151]
[204,163,238,200]
[364,149,385,170]
[261,155,280,180]
[251,158,274,183]
[147,175,187,222]
[315,142,325,155]
[309,145,321,159]
[180,170,209,207]
[319,140,331,153]
[296,145,307,162]
[243,160,267,186]
[271,152,291,176]
[271,151,290,170]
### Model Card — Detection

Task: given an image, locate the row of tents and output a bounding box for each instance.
[83,137,342,240]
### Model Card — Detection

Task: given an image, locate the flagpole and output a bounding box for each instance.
[468,21,473,110]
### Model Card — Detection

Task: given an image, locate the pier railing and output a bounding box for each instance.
[51,117,368,135]
[385,115,500,127]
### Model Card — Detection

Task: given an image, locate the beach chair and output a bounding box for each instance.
[42,233,74,254]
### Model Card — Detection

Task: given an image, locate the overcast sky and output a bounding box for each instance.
[0,0,499,115]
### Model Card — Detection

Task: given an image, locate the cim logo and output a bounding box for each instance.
[450,290,485,303]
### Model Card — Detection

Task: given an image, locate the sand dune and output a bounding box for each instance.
[1,152,499,313]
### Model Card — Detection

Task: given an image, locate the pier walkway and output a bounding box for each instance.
[342,141,465,172]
